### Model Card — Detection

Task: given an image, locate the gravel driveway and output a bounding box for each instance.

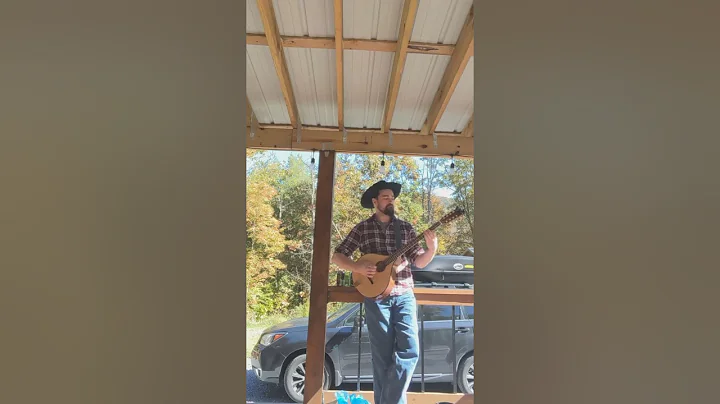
[244,358,372,404]
[246,359,294,404]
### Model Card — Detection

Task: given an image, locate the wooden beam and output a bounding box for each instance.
[327,286,474,306]
[420,7,474,136]
[281,35,335,49]
[249,123,464,136]
[461,117,473,137]
[323,391,474,403]
[304,151,336,404]
[246,96,253,123]
[256,0,300,128]
[246,127,473,158]
[334,0,344,129]
[382,0,420,132]
[247,34,454,56]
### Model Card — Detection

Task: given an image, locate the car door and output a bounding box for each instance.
[334,304,373,381]
[455,305,474,359]
[414,304,463,379]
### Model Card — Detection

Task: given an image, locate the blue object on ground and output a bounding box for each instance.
[334,390,370,404]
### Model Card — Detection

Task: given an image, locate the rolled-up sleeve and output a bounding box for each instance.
[334,223,363,257]
[404,224,425,264]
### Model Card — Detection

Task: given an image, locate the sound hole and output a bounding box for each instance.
[375,262,386,273]
[365,262,385,285]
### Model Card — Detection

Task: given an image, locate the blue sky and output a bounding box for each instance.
[247,150,454,198]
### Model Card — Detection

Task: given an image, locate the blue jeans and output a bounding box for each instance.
[363,292,419,404]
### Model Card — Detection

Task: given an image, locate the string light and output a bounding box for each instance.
[250,112,256,138]
[379,152,386,175]
[448,153,456,173]
[310,149,316,171]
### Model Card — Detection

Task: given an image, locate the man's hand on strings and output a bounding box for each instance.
[393,257,406,272]
[353,261,377,278]
[423,229,438,253]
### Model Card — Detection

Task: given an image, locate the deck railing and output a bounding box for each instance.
[320,284,474,404]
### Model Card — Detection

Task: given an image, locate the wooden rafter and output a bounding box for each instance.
[246,126,473,158]
[245,121,466,136]
[334,0,344,129]
[247,33,455,56]
[461,117,473,137]
[420,7,474,136]
[382,0,420,133]
[256,0,300,128]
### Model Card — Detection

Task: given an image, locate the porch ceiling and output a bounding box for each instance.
[247,0,474,158]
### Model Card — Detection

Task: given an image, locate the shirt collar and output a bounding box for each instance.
[369,213,395,225]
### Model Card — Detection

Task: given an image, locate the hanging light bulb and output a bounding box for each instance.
[379,152,386,175]
[310,149,316,171]
[448,154,455,173]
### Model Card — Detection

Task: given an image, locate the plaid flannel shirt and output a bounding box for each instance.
[334,214,425,297]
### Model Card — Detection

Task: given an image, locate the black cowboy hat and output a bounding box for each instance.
[361,180,402,209]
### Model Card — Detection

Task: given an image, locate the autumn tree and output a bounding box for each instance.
[246,170,292,318]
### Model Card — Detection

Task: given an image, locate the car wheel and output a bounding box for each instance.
[457,354,474,394]
[282,354,330,403]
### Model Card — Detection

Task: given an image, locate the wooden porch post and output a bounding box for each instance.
[303,150,336,404]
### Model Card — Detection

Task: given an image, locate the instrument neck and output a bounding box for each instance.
[383,222,440,266]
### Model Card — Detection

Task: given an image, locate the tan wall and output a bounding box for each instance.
[0,1,247,403]
[473,0,720,403]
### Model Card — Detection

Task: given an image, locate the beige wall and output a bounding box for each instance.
[0,1,247,403]
[473,0,719,403]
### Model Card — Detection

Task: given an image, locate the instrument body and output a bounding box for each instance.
[351,253,400,299]
[351,208,465,299]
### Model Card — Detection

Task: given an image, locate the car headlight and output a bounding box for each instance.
[259,332,287,346]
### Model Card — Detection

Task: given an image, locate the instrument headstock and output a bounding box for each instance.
[439,207,465,224]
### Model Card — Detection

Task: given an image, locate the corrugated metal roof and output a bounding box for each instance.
[246,1,265,34]
[343,0,404,40]
[247,45,291,125]
[343,50,394,129]
[246,0,474,132]
[341,0,400,129]
[275,0,337,126]
[436,56,474,132]
[412,0,473,44]
[274,0,335,37]
[391,53,451,130]
[285,48,338,126]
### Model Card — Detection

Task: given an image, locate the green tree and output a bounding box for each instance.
[272,154,315,306]
[440,158,474,254]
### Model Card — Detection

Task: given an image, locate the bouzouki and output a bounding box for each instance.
[352,207,466,299]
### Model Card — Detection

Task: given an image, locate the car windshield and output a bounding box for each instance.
[326,302,357,322]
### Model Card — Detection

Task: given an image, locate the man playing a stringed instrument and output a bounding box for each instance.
[331,180,438,404]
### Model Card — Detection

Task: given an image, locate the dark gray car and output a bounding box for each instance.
[250,256,475,403]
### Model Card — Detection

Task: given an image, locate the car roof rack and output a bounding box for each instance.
[414,281,474,289]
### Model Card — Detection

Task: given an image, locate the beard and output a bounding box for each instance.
[382,204,395,217]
